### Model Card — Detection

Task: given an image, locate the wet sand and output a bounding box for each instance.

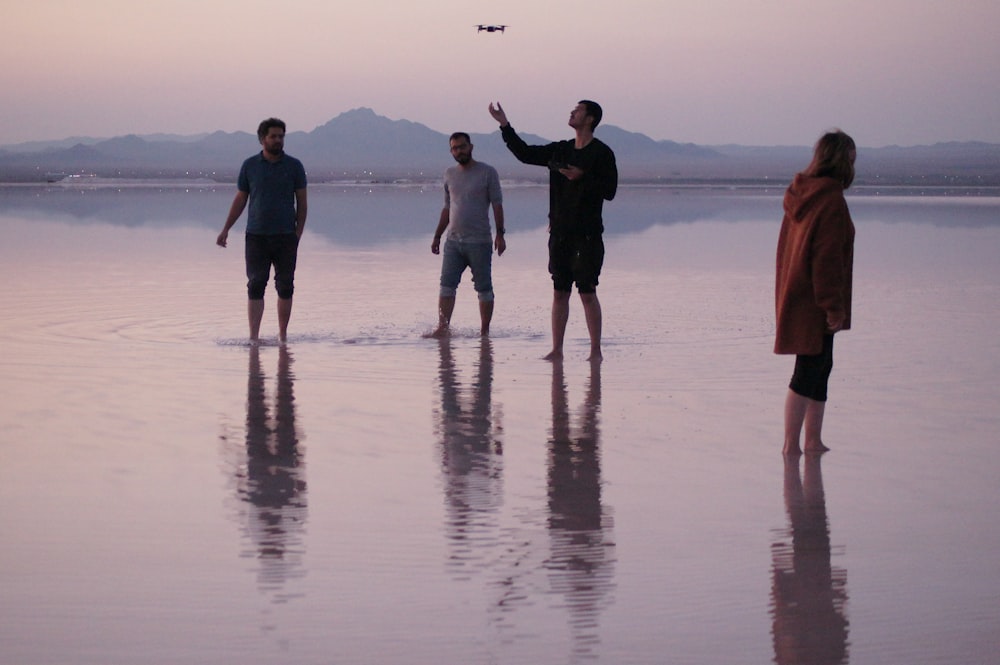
[1,186,998,664]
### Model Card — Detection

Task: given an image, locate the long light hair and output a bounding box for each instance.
[804,130,856,189]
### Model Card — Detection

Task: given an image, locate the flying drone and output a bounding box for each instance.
[476,24,507,33]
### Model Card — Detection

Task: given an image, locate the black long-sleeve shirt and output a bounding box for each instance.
[500,124,617,237]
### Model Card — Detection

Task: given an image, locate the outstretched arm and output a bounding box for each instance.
[490,102,555,167]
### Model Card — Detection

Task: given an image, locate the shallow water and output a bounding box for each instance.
[1,185,998,664]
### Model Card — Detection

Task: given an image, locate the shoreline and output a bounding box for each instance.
[2,178,1000,198]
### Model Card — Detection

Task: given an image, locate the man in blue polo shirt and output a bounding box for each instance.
[217,117,308,344]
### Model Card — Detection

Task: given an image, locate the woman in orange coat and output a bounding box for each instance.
[775,131,856,456]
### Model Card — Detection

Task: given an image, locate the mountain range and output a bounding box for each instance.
[2,107,998,186]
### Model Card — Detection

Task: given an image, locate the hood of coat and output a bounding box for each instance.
[783,174,844,222]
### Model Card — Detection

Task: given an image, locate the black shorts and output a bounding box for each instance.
[548,234,604,294]
[789,334,835,402]
[245,233,299,300]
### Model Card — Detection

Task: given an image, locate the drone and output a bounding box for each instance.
[476,24,507,33]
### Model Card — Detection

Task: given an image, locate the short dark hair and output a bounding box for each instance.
[449,132,471,144]
[805,130,857,189]
[257,117,286,141]
[578,100,603,130]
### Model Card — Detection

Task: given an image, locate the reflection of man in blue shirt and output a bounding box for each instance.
[217,118,308,344]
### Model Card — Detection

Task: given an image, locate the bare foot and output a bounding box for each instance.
[543,350,563,361]
[587,350,603,363]
[804,441,831,455]
[422,326,450,339]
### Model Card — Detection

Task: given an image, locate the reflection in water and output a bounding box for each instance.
[771,457,849,664]
[546,360,616,660]
[235,346,308,602]
[435,338,504,577]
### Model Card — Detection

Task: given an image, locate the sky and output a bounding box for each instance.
[5,0,999,148]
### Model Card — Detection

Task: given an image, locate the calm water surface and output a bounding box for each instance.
[1,184,998,664]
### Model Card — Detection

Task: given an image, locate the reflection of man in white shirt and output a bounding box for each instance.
[427,132,506,337]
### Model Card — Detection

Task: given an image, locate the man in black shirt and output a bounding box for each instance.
[489,100,617,361]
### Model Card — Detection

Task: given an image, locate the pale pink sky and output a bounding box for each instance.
[5,0,999,147]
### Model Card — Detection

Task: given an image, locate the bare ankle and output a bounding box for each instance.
[803,440,830,454]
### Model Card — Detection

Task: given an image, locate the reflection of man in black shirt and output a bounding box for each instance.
[489,101,618,361]
[771,457,849,664]
[546,359,615,659]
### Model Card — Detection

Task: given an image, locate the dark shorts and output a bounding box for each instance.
[789,334,835,402]
[548,234,604,294]
[245,233,299,300]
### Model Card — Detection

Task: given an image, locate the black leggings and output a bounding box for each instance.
[789,334,835,402]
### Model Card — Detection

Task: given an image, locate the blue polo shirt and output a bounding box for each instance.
[237,152,307,235]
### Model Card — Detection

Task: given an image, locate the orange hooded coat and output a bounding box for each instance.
[774,174,855,355]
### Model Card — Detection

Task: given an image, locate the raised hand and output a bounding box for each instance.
[488,102,508,127]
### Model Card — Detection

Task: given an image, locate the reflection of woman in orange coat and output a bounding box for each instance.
[775,131,856,456]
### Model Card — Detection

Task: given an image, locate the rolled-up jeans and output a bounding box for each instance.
[438,238,494,301]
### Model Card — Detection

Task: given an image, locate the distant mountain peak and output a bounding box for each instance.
[311,107,438,141]
[323,107,381,124]
[315,107,388,132]
[339,107,377,117]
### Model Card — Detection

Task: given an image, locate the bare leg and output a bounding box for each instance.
[248,299,265,343]
[783,389,807,456]
[479,299,494,337]
[544,290,571,361]
[783,389,830,455]
[803,400,830,454]
[277,296,293,343]
[425,296,456,338]
[580,291,603,361]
